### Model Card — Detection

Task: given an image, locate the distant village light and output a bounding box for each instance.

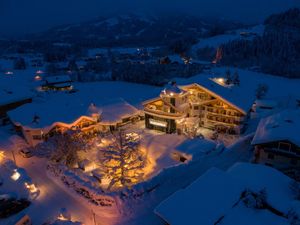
[36,70,44,74]
[34,75,42,81]
[5,71,14,75]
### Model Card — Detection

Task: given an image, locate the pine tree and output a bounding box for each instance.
[14,57,26,70]
[225,69,232,85]
[98,129,147,191]
[255,84,269,99]
[233,70,240,86]
[68,59,79,72]
[50,130,86,168]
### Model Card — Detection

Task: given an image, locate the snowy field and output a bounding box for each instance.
[192,24,264,50]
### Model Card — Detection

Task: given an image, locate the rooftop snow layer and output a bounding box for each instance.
[156,163,294,225]
[8,81,158,129]
[0,76,34,106]
[8,94,102,129]
[97,98,139,124]
[178,75,255,114]
[251,110,300,146]
[162,82,184,95]
[155,167,246,225]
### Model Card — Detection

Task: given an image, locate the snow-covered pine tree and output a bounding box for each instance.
[50,130,86,168]
[225,69,232,85]
[98,129,147,191]
[233,70,240,86]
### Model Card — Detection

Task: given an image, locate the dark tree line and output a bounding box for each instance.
[220,8,300,78]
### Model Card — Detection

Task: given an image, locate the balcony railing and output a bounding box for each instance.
[144,106,184,118]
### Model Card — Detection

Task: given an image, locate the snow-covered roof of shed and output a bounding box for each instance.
[251,110,300,146]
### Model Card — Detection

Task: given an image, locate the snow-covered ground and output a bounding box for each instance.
[192,24,264,50]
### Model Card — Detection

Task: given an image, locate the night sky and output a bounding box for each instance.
[1,0,300,35]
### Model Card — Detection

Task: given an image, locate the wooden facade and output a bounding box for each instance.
[254,140,300,169]
[143,83,247,134]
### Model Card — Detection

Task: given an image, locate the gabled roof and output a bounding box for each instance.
[155,163,292,225]
[161,82,184,95]
[180,82,248,115]
[251,110,300,147]
[177,72,257,114]
[8,94,102,129]
[99,98,139,124]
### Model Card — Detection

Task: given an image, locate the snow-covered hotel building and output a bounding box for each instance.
[8,97,140,146]
[143,81,250,135]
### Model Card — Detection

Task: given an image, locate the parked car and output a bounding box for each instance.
[19,148,33,158]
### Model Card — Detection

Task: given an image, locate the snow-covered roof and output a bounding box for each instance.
[8,93,102,129]
[178,74,255,114]
[99,98,139,124]
[175,138,216,160]
[155,168,246,225]
[155,163,294,225]
[0,80,33,106]
[8,94,139,129]
[161,82,184,95]
[44,75,72,84]
[0,88,32,106]
[251,110,300,146]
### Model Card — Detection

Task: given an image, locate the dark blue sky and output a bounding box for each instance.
[1,0,299,35]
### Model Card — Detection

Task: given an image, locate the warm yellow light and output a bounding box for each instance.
[25,183,38,193]
[11,169,21,181]
[217,78,225,84]
[34,75,42,81]
[57,214,68,221]
[0,151,5,163]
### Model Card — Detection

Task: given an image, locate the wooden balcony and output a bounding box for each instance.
[144,106,184,119]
